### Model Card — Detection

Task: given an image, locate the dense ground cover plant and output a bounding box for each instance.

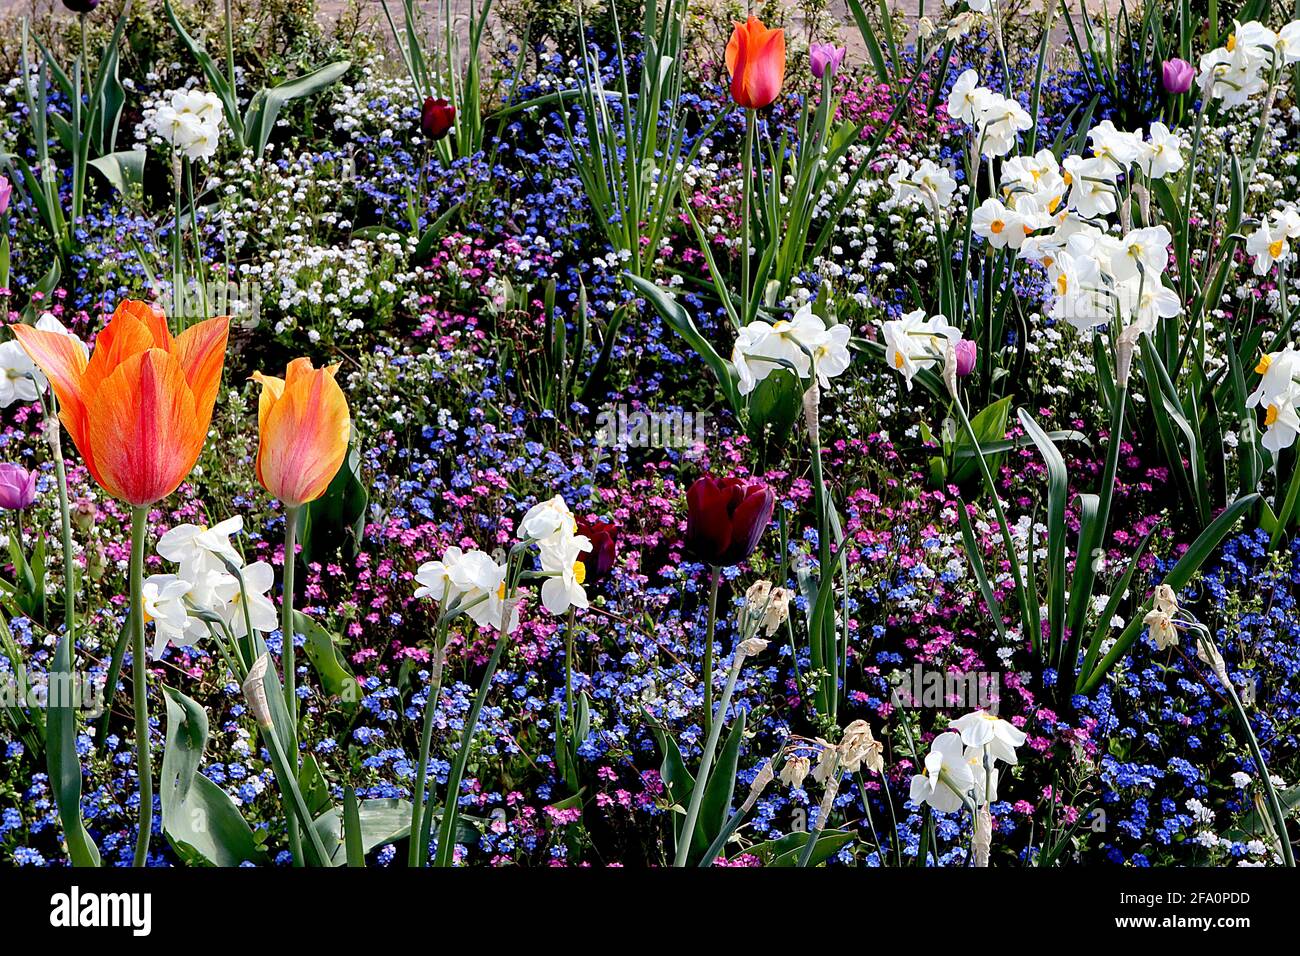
[0,0,1298,869]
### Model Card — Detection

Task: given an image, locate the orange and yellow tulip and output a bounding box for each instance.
[725,17,785,110]
[252,358,350,508]
[12,300,229,507]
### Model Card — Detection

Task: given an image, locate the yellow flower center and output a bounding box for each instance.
[1266,404,1280,426]
[573,561,586,585]
[1227,34,1237,51]
[1057,274,1069,295]
[893,350,905,369]
[1063,170,1073,186]
[1257,353,1273,375]
[497,582,507,600]
[990,219,1005,235]
[1270,239,1285,259]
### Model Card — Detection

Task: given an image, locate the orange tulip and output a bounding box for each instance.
[252,358,350,508]
[725,17,785,109]
[12,300,229,507]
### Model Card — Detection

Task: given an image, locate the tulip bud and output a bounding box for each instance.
[73,498,97,533]
[62,0,100,11]
[575,514,618,582]
[0,463,37,511]
[809,43,846,80]
[685,475,775,567]
[0,175,11,217]
[954,338,977,377]
[421,96,456,140]
[1161,58,1195,95]
[725,17,786,109]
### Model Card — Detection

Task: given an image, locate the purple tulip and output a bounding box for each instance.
[955,339,977,378]
[0,175,11,217]
[0,464,37,511]
[62,0,101,12]
[810,43,846,80]
[1162,58,1195,95]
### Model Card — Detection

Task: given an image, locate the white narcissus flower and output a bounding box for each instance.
[1000,149,1066,210]
[1112,226,1172,284]
[1198,42,1267,108]
[1062,155,1119,219]
[1144,608,1180,650]
[950,710,1027,765]
[152,89,225,161]
[144,574,196,658]
[1087,120,1144,173]
[454,549,519,633]
[908,732,975,813]
[780,754,811,789]
[1114,278,1182,335]
[1138,122,1184,179]
[732,306,844,395]
[888,158,958,210]
[1247,346,1300,411]
[945,68,984,124]
[213,561,279,638]
[972,197,1031,250]
[156,516,244,578]
[1276,21,1300,62]
[538,532,592,615]
[810,322,852,388]
[1261,382,1300,456]
[518,494,577,544]
[976,94,1031,157]
[414,545,467,604]
[879,310,960,389]
[0,339,40,408]
[1245,212,1297,276]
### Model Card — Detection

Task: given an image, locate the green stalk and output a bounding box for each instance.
[739,108,755,320]
[129,506,151,867]
[701,566,720,741]
[673,646,745,867]
[408,620,448,867]
[281,506,302,866]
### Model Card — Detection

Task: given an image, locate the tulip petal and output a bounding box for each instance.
[725,21,746,78]
[113,299,172,350]
[87,349,203,506]
[172,314,230,437]
[10,323,89,444]
[256,362,351,507]
[80,308,158,415]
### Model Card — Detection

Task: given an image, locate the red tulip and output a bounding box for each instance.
[685,475,774,567]
[576,515,618,582]
[421,96,456,140]
[725,17,786,109]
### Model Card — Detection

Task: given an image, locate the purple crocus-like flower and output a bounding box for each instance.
[955,339,977,377]
[1162,58,1195,95]
[0,463,37,511]
[809,43,846,80]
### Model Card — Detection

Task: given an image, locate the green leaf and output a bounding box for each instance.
[160,685,263,867]
[244,61,352,158]
[1017,408,1069,660]
[45,629,99,867]
[313,798,414,866]
[746,368,802,466]
[88,150,145,197]
[942,396,1011,485]
[752,828,855,867]
[294,610,361,709]
[299,441,368,565]
[699,711,746,860]
[343,786,365,867]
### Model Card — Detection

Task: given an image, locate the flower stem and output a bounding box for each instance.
[129,505,151,867]
[408,620,448,867]
[674,646,746,867]
[281,506,302,866]
[702,565,720,741]
[739,107,755,318]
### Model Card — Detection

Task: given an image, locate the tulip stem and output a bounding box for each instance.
[702,565,721,741]
[739,108,755,318]
[281,506,303,867]
[129,506,152,867]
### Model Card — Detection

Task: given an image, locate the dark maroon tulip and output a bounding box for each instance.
[1162,58,1195,95]
[62,0,100,12]
[954,338,977,377]
[685,475,774,567]
[0,463,37,510]
[576,515,618,583]
[421,96,456,140]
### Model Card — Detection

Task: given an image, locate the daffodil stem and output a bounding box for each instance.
[674,647,745,867]
[702,566,720,741]
[408,620,448,868]
[280,506,303,866]
[130,506,151,867]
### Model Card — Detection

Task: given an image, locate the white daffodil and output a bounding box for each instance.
[156,516,244,578]
[1261,382,1300,456]
[888,158,958,211]
[908,732,975,813]
[945,68,984,124]
[143,574,196,658]
[1111,226,1172,284]
[454,549,519,633]
[1063,155,1119,219]
[0,340,40,408]
[1001,149,1065,211]
[518,495,578,545]
[152,89,225,161]
[1114,277,1182,334]
[415,545,467,604]
[731,308,826,395]
[1087,120,1144,173]
[880,310,960,389]
[972,197,1030,250]
[1198,42,1267,108]
[1246,214,1294,276]
[951,710,1027,765]
[1137,122,1184,179]
[1247,346,1300,410]
[1276,21,1300,63]
[212,561,279,638]
[1144,608,1180,650]
[538,533,592,615]
[976,94,1031,157]
[810,322,853,389]
[1048,249,1111,330]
